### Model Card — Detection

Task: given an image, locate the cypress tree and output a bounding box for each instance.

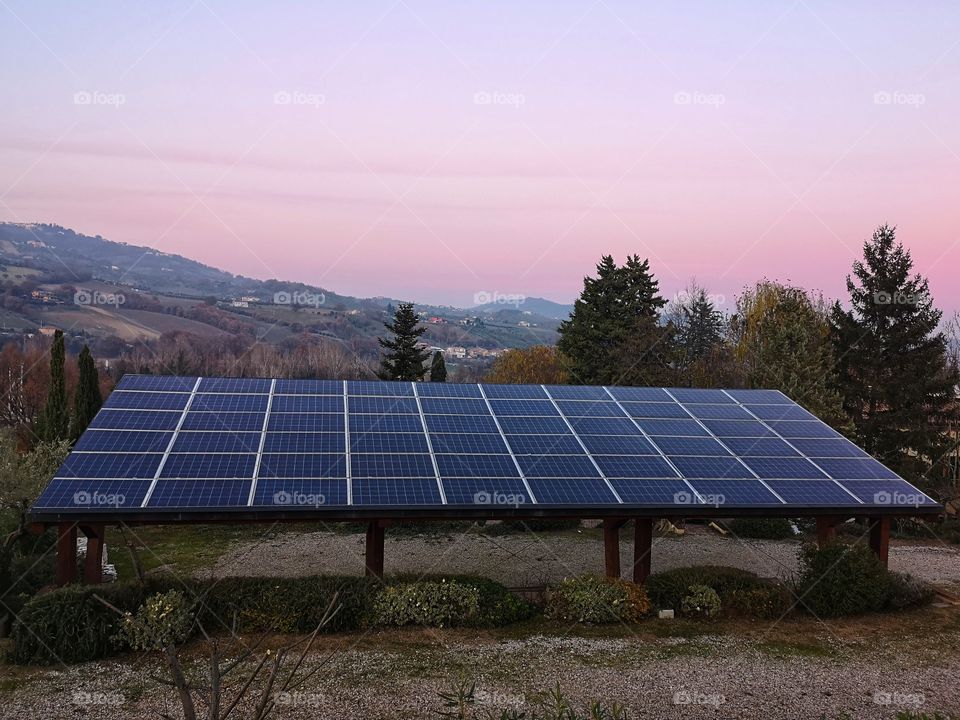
[38,329,69,442]
[72,345,102,440]
[429,350,447,382]
[377,303,431,381]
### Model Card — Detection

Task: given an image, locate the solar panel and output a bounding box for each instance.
[32,376,940,517]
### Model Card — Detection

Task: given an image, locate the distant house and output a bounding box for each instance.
[231,301,249,308]
[240,296,259,303]
[428,316,446,324]
[444,346,466,359]
[518,320,532,327]
[38,326,59,337]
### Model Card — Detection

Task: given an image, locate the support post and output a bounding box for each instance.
[365,520,385,578]
[868,516,890,567]
[56,522,78,586]
[602,519,625,578]
[80,524,105,584]
[633,518,653,584]
[816,516,840,547]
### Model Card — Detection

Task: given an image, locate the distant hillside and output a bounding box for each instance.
[472,296,573,320]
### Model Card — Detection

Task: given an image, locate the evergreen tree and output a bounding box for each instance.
[557,255,672,385]
[37,329,68,442]
[377,303,430,381]
[71,345,102,440]
[670,284,726,385]
[429,351,447,382]
[830,225,959,487]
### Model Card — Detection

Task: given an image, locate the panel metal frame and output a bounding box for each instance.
[411,382,447,504]
[141,377,202,507]
[246,379,276,506]
[478,384,538,504]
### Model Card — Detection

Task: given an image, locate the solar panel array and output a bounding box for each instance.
[32,376,938,515]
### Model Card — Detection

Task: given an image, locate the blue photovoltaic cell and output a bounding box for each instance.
[348,396,419,414]
[160,453,256,478]
[700,420,777,438]
[425,414,500,434]
[116,375,197,392]
[191,394,269,413]
[481,384,547,399]
[441,477,531,505]
[436,454,520,478]
[650,436,731,456]
[271,395,343,413]
[105,392,189,411]
[34,479,150,508]
[606,387,671,402]
[90,410,182,431]
[528,478,619,504]
[349,433,428,454]
[258,453,347,478]
[352,478,443,505]
[273,379,343,395]
[766,479,861,506]
[687,479,782,505]
[547,386,610,400]
[429,434,509,454]
[488,399,558,416]
[506,434,585,455]
[253,479,348,507]
[496,416,571,435]
[611,478,692,505]
[746,404,816,421]
[265,432,345,453]
[57,453,162,479]
[148,479,251,507]
[767,421,841,439]
[184,413,266,432]
[789,438,869,458]
[75,430,173,453]
[578,434,657,455]
[620,402,692,419]
[351,453,436,478]
[555,401,622,417]
[268,414,345,432]
[669,388,735,404]
[199,378,272,393]
[416,383,483,398]
[593,455,677,478]
[347,380,414,396]
[743,457,828,479]
[840,479,936,505]
[683,404,755,421]
[816,458,900,480]
[348,414,420,433]
[517,455,599,478]
[172,432,262,453]
[721,437,799,457]
[568,417,645,436]
[634,419,710,437]
[419,397,490,415]
[725,389,790,404]
[669,456,754,479]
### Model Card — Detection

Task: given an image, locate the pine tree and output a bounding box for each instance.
[71,345,102,440]
[671,285,726,385]
[377,303,430,381]
[37,329,69,442]
[557,255,672,385]
[429,351,447,382]
[830,225,959,487]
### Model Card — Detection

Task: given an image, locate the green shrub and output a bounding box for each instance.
[546,575,651,624]
[372,579,480,628]
[885,572,935,610]
[795,542,890,617]
[680,584,721,619]
[727,584,792,619]
[726,517,795,540]
[645,565,768,610]
[119,590,194,650]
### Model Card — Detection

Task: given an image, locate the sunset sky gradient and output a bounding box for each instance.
[2,1,958,311]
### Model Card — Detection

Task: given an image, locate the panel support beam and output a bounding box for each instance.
[365,520,386,577]
[602,519,626,578]
[632,518,653,585]
[867,516,890,567]
[56,522,78,586]
[816,515,841,547]
[80,524,105,584]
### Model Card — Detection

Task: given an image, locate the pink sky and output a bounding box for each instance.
[1,1,959,311]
